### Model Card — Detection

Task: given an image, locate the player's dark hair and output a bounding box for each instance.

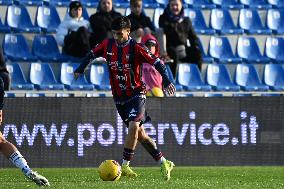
[111,16,131,30]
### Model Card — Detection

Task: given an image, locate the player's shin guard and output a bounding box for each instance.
[141,139,163,161]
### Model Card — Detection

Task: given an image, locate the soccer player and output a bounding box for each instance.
[74,16,175,181]
[0,48,50,187]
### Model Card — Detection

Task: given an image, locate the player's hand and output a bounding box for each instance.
[164,83,176,96]
[74,72,81,80]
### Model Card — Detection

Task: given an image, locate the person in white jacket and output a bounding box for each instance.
[56,1,91,58]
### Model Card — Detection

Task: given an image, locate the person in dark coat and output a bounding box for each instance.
[159,0,202,77]
[89,0,122,47]
[127,0,155,42]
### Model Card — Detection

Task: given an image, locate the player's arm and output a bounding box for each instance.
[74,40,106,79]
[137,44,176,96]
[74,50,96,79]
[153,60,176,96]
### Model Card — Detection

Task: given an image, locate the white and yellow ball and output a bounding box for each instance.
[98,160,122,181]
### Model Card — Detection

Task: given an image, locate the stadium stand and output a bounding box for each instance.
[35,3,61,33]
[239,0,272,9]
[30,62,65,90]
[90,63,111,91]
[5,1,40,33]
[210,8,243,34]
[264,36,284,63]
[198,39,214,63]
[60,63,94,90]
[183,0,216,9]
[3,33,37,62]
[0,0,12,5]
[266,8,284,34]
[238,8,272,34]
[176,63,211,91]
[267,0,284,8]
[32,34,69,62]
[237,36,270,63]
[206,63,240,91]
[0,18,10,33]
[263,63,284,91]
[208,36,242,63]
[6,63,34,90]
[184,8,215,34]
[211,0,243,9]
[0,2,282,96]
[235,64,269,91]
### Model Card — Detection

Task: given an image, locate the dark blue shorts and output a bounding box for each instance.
[115,96,151,127]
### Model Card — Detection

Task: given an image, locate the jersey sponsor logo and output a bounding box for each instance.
[116,74,128,81]
[108,61,131,71]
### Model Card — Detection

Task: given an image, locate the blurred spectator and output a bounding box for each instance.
[56,1,91,58]
[89,0,122,47]
[127,0,155,43]
[142,34,164,97]
[0,47,10,91]
[159,0,202,77]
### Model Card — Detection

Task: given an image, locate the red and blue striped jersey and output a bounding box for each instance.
[92,38,160,102]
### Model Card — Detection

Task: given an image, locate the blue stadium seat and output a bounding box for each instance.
[198,39,213,63]
[0,0,12,5]
[211,0,243,9]
[237,36,270,63]
[35,3,61,33]
[0,17,10,33]
[153,7,164,29]
[124,0,157,8]
[90,63,111,90]
[184,8,215,35]
[263,64,284,91]
[264,37,284,63]
[267,0,284,8]
[238,8,272,34]
[32,34,69,62]
[61,63,94,90]
[156,0,166,7]
[6,63,34,90]
[3,34,37,62]
[5,2,40,33]
[176,63,211,91]
[240,0,272,9]
[49,0,70,7]
[30,63,65,90]
[20,0,42,6]
[235,64,269,91]
[80,0,97,7]
[184,0,216,9]
[206,64,240,91]
[209,36,242,63]
[210,8,243,34]
[165,64,183,91]
[266,8,284,34]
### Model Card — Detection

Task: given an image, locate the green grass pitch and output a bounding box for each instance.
[0,167,283,189]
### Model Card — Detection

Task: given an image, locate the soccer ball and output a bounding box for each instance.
[98,160,122,181]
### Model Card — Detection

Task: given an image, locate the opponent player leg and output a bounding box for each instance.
[0,131,49,186]
[138,125,174,181]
